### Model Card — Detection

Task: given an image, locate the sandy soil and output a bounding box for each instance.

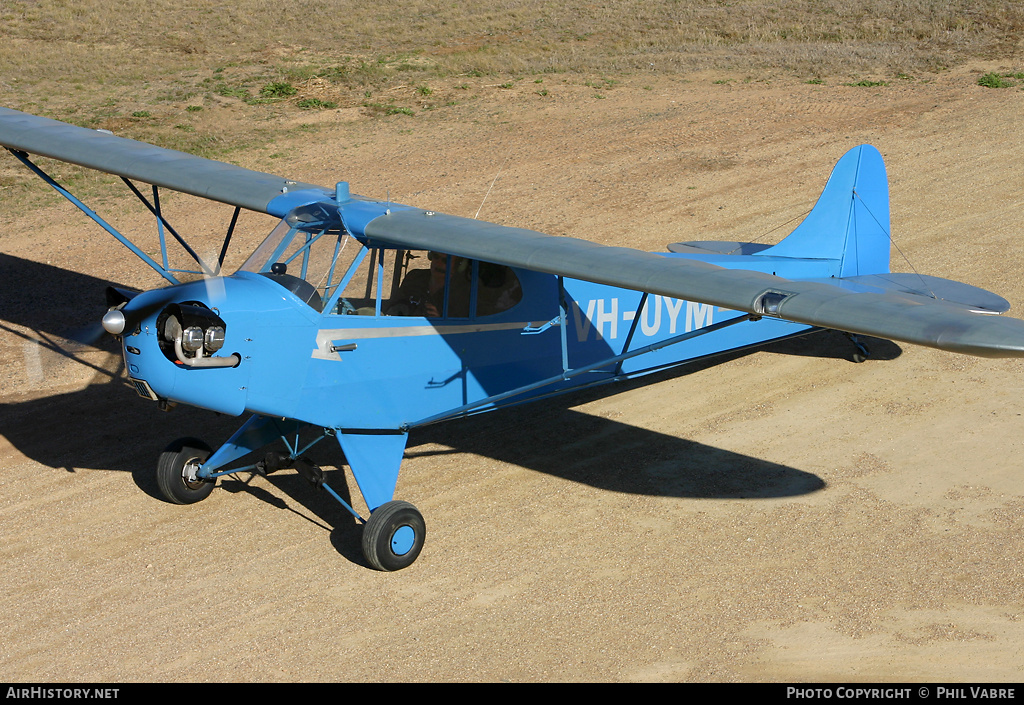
[1,65,1023,682]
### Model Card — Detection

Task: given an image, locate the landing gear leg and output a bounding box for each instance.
[845,333,871,363]
[336,430,425,570]
[152,419,426,570]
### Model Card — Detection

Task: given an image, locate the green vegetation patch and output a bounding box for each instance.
[977,72,1022,88]
[259,82,297,99]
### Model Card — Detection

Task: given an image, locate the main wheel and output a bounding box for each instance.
[157,437,214,505]
[362,500,426,571]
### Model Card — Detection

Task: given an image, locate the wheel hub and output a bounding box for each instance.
[181,457,204,489]
[390,525,416,556]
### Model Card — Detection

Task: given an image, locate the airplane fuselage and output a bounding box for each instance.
[118,250,824,432]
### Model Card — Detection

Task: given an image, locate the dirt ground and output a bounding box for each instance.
[1,64,1023,682]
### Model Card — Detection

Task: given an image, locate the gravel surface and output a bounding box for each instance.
[1,65,1023,681]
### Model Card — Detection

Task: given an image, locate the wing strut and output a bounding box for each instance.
[120,178,215,276]
[217,207,241,275]
[615,291,649,376]
[6,147,242,284]
[5,148,179,285]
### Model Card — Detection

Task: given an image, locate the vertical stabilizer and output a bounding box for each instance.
[760,145,891,276]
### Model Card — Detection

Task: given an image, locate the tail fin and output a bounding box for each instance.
[760,145,891,276]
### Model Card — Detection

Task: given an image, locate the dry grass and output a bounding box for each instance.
[0,0,1021,180]
[4,1,1022,89]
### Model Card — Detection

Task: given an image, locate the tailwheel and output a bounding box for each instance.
[362,500,425,571]
[157,437,214,505]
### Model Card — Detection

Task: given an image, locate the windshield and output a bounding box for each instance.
[237,216,360,307]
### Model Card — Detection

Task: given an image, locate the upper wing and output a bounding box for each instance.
[0,107,326,213]
[360,208,1024,358]
[4,106,1024,358]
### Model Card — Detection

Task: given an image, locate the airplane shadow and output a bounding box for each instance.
[0,256,902,566]
[0,254,133,338]
[408,327,897,501]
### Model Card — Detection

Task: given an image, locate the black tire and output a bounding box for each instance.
[157,437,214,505]
[362,500,426,571]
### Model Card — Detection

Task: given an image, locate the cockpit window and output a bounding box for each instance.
[475,261,523,316]
[241,217,522,317]
[388,251,468,317]
[383,252,522,318]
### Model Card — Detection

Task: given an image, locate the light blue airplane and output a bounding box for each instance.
[2,107,1021,570]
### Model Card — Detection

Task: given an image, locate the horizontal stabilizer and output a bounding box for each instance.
[667,241,773,255]
[837,273,1010,314]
